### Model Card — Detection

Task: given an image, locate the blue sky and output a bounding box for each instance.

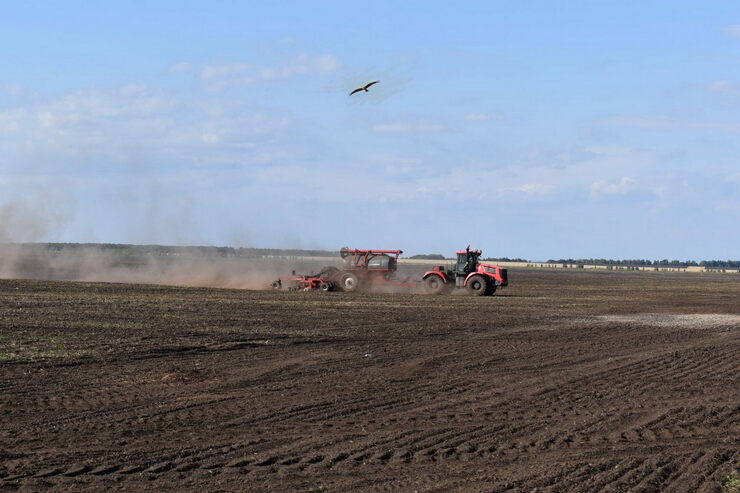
[1,1,740,259]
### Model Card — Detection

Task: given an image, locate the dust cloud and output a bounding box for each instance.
[0,197,341,290]
[0,244,341,290]
[0,199,428,292]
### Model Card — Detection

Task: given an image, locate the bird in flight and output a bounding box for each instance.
[349,80,380,96]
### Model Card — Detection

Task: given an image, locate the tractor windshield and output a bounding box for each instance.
[456,253,469,273]
[456,251,480,274]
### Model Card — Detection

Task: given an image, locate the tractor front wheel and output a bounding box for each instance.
[340,272,360,292]
[466,275,489,296]
[423,275,446,295]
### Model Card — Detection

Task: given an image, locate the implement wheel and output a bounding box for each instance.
[466,275,489,296]
[423,275,446,295]
[340,272,360,292]
[271,280,281,290]
[319,281,333,292]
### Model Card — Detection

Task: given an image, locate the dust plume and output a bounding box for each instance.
[0,243,341,291]
[0,196,69,244]
[0,197,341,290]
[0,199,424,293]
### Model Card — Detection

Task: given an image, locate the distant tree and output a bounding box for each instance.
[541,257,712,268]
[14,243,740,268]
[482,257,529,262]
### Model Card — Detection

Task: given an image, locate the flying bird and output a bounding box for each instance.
[349,80,380,96]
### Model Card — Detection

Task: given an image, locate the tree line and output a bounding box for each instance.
[6,244,738,268]
[546,258,740,268]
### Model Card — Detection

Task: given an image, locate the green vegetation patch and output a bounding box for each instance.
[0,332,91,361]
[724,472,740,493]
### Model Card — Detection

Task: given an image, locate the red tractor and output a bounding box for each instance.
[422,246,508,296]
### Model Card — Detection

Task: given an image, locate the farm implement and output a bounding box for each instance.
[271,246,509,295]
[271,248,416,292]
[271,272,334,292]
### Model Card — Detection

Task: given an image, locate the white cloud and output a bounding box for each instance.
[511,183,553,195]
[0,85,292,165]
[590,176,636,198]
[237,144,666,207]
[609,115,740,133]
[201,63,252,82]
[580,146,632,157]
[725,25,740,38]
[243,144,658,206]
[201,133,220,145]
[464,113,490,121]
[201,54,339,91]
[0,82,681,219]
[372,122,443,133]
[24,86,175,134]
[707,80,740,100]
[37,111,56,128]
[170,62,192,73]
[708,80,731,93]
[3,83,24,96]
[0,109,24,132]
[651,186,665,198]
[119,84,149,97]
[308,54,339,74]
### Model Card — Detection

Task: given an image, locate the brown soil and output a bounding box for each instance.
[0,269,738,491]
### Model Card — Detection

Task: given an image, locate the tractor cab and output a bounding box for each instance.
[454,247,482,277]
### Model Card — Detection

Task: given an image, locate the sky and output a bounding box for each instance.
[1,1,740,260]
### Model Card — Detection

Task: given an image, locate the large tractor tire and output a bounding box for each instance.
[340,272,360,292]
[485,283,497,296]
[466,275,489,296]
[423,275,446,295]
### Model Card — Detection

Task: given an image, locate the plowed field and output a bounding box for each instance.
[1,269,738,492]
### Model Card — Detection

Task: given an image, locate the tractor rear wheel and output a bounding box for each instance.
[423,275,446,295]
[466,275,489,296]
[340,272,360,292]
[319,281,333,292]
